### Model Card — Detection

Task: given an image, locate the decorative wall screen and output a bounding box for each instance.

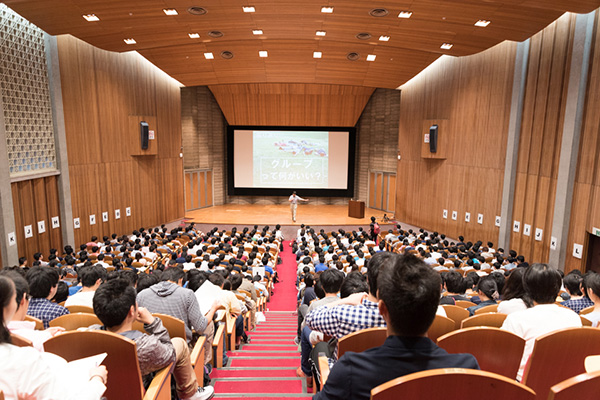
[0,4,56,177]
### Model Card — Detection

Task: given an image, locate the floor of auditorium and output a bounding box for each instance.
[211,240,311,399]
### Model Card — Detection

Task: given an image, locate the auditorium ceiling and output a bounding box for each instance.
[5,0,600,88]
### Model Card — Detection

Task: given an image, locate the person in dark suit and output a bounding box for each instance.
[313,253,479,400]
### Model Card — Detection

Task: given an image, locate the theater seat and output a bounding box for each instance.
[548,370,600,400]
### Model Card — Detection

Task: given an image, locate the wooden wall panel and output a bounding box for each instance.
[209,83,374,126]
[510,14,574,264]
[567,12,600,273]
[11,176,63,264]
[58,34,184,247]
[396,40,516,247]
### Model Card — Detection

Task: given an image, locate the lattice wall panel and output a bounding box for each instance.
[0,4,56,177]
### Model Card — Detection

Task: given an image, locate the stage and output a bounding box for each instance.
[183,204,400,238]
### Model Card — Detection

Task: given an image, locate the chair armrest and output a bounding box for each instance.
[143,363,173,400]
[319,355,330,387]
[212,323,225,368]
[191,336,206,386]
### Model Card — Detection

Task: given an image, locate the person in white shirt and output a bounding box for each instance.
[501,264,581,381]
[289,192,309,222]
[497,268,531,315]
[583,273,600,327]
[65,265,106,308]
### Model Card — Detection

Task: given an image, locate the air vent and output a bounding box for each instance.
[369,8,389,17]
[356,32,372,40]
[221,51,234,59]
[208,30,224,38]
[347,52,360,61]
[188,6,207,15]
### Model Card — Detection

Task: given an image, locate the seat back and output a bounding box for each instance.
[474,304,498,314]
[65,305,94,314]
[49,312,101,330]
[370,368,535,400]
[522,327,600,398]
[153,313,186,339]
[338,327,387,359]
[427,315,455,342]
[455,300,476,308]
[10,332,33,347]
[44,330,145,400]
[461,313,507,328]
[437,327,525,378]
[24,315,44,330]
[441,305,469,330]
[548,370,600,400]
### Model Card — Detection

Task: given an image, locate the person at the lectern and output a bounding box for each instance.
[289,191,309,222]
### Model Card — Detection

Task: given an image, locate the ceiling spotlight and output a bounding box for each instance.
[313,51,322,58]
[189,33,200,39]
[475,20,491,27]
[163,8,178,15]
[204,52,214,59]
[83,14,99,22]
[253,29,263,35]
[316,30,326,36]
[366,54,376,61]
[259,50,268,57]
[379,35,390,41]
[398,11,413,18]
[243,6,256,12]
[440,43,453,50]
[124,38,137,44]
[321,6,334,13]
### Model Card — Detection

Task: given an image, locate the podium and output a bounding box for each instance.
[348,200,365,219]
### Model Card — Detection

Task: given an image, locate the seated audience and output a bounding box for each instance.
[497,268,531,315]
[65,265,106,308]
[560,271,593,313]
[0,275,107,399]
[26,266,69,328]
[502,263,582,381]
[583,273,600,327]
[314,253,479,400]
[92,278,214,400]
[466,275,499,316]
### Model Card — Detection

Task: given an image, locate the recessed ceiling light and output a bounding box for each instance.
[187,6,207,15]
[243,6,256,12]
[83,14,99,22]
[379,35,390,41]
[366,54,376,61]
[163,8,178,16]
[398,11,413,18]
[253,29,263,35]
[313,51,322,58]
[369,8,389,17]
[204,52,214,59]
[475,20,491,27]
[259,50,268,57]
[189,33,200,39]
[124,38,136,45]
[321,6,334,13]
[316,30,326,36]
[440,43,453,50]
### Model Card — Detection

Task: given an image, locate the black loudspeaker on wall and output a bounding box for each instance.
[140,121,149,150]
[429,124,438,153]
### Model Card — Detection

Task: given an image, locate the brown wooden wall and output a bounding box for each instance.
[510,14,574,265]
[396,41,517,246]
[57,34,184,246]
[11,176,63,264]
[208,83,374,126]
[567,13,600,273]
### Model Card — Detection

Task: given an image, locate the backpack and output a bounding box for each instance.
[373,223,380,235]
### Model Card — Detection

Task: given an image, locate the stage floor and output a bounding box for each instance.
[184,204,389,226]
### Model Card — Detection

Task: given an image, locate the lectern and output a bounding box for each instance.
[348,200,365,219]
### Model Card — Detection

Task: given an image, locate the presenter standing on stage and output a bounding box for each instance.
[289,191,309,222]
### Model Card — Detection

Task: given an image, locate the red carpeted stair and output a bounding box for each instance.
[211,240,312,399]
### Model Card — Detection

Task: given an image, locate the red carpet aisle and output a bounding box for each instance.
[212,241,311,399]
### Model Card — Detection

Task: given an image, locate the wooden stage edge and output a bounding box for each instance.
[184,204,388,226]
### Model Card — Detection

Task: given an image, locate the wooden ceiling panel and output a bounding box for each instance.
[5,0,599,88]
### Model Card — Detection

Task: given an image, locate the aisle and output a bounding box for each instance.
[212,241,311,399]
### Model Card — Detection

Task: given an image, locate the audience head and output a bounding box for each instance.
[340,272,368,298]
[366,251,397,298]
[476,276,499,301]
[319,269,344,294]
[93,278,137,328]
[0,275,16,343]
[26,266,59,299]
[161,267,185,285]
[523,263,562,304]
[377,253,442,336]
[444,270,465,294]
[501,268,531,306]
[563,272,584,296]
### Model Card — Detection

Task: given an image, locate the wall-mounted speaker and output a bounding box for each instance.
[140,121,149,150]
[429,124,438,153]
